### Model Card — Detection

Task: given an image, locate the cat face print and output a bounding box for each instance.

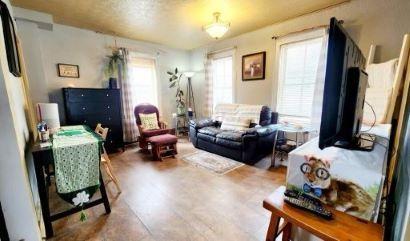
[301,155,331,189]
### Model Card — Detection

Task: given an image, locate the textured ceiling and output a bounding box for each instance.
[11,0,348,49]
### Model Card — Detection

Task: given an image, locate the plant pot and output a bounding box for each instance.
[109,78,118,89]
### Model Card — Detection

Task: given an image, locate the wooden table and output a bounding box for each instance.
[32,137,111,238]
[263,186,384,241]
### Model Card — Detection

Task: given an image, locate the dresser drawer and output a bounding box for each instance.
[67,102,120,116]
[64,88,120,103]
[67,114,121,127]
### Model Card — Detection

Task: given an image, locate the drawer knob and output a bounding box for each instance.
[107,105,110,109]
[83,120,87,123]
[81,94,84,97]
[82,107,86,110]
[108,117,111,120]
[106,94,109,97]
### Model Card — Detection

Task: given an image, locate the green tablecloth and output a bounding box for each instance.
[52,125,101,205]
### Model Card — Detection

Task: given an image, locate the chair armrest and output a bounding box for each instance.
[189,118,216,130]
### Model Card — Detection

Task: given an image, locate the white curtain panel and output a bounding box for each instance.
[119,48,139,142]
[310,32,329,138]
[204,56,214,117]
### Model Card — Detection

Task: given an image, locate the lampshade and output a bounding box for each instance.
[37,103,60,133]
[184,71,196,78]
[203,12,230,39]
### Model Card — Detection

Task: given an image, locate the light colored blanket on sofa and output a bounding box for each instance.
[212,103,263,124]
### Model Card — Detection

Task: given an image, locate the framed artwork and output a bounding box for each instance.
[0,1,21,77]
[57,63,80,78]
[242,51,266,81]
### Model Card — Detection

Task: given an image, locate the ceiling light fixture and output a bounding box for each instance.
[203,12,230,39]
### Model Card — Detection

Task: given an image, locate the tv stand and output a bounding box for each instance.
[334,133,376,151]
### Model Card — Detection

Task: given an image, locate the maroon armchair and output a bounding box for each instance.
[134,103,174,150]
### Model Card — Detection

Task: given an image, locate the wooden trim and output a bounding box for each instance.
[366,44,377,68]
[386,34,410,124]
[388,48,410,187]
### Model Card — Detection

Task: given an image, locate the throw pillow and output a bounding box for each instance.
[220,116,251,131]
[139,113,159,130]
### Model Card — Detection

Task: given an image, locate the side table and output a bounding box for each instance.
[271,124,315,167]
[263,186,383,241]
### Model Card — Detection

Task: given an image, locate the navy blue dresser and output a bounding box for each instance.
[63,88,124,153]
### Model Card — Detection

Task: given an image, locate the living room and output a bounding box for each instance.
[0,0,409,241]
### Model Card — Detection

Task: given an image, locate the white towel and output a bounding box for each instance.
[364,58,398,124]
[213,103,239,121]
[236,104,263,124]
[212,103,263,125]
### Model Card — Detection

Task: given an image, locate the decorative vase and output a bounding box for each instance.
[109,77,118,89]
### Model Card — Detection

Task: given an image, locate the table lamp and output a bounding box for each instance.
[36,103,60,134]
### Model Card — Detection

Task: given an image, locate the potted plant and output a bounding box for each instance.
[167,68,186,116]
[104,49,126,87]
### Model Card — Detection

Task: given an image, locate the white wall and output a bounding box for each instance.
[190,0,410,117]
[15,9,190,126]
[0,1,42,240]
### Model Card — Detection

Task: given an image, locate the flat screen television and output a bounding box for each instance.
[319,17,374,151]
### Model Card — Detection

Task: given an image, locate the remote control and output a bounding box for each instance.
[284,189,333,220]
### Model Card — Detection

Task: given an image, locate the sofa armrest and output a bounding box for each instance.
[189,118,216,130]
[255,124,279,137]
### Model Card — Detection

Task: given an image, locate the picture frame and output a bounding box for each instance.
[242,51,266,81]
[57,63,80,78]
[0,1,21,77]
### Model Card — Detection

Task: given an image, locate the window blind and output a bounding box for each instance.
[277,37,323,122]
[128,56,158,106]
[212,56,233,109]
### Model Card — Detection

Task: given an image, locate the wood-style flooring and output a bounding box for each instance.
[48,138,287,241]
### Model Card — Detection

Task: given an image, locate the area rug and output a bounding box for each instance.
[181,150,244,174]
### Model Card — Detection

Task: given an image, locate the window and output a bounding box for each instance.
[212,56,233,109]
[128,56,158,106]
[276,36,323,123]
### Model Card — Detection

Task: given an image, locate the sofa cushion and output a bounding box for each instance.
[220,116,251,131]
[198,126,223,137]
[215,138,242,150]
[197,133,216,143]
[216,131,243,142]
[189,118,216,129]
[139,113,160,130]
[142,128,170,137]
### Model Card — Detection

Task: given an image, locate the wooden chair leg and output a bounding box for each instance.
[101,155,122,193]
[173,143,178,154]
[282,223,292,241]
[266,213,281,241]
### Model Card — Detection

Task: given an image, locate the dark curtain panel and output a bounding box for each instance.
[0,201,9,241]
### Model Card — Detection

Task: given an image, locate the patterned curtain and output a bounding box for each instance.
[118,48,138,142]
[310,31,329,138]
[204,55,213,117]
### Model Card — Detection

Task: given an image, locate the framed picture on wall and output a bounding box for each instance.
[242,51,266,81]
[57,63,80,78]
[0,1,21,77]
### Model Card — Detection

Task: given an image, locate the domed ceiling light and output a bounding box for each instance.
[203,12,230,39]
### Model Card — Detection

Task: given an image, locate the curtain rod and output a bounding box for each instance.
[105,45,167,55]
[207,46,237,55]
[271,20,343,40]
